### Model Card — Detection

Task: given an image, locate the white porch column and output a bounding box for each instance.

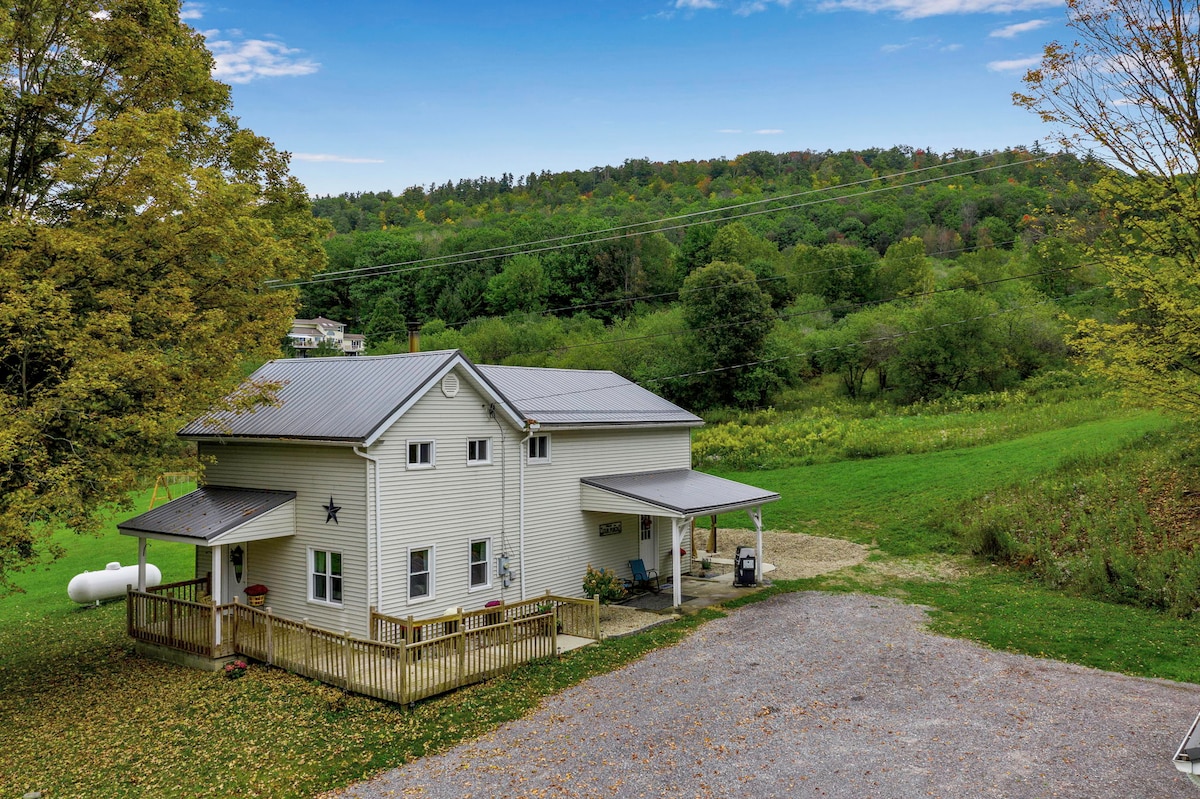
[671,517,682,609]
[137,538,147,591]
[749,507,763,584]
[210,545,223,645]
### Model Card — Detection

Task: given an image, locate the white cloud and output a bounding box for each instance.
[675,0,721,8]
[818,0,1062,20]
[987,55,1041,71]
[180,2,204,20]
[989,18,1049,37]
[292,153,385,164]
[755,129,784,134]
[942,42,963,51]
[735,0,794,14]
[881,42,910,53]
[206,32,319,83]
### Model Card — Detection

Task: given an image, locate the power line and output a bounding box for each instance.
[280,151,1008,286]
[276,154,1047,289]
[357,233,1037,344]
[508,290,1082,405]
[500,262,1088,359]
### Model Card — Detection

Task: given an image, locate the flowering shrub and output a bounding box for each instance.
[224,660,248,679]
[582,565,626,605]
[244,584,268,596]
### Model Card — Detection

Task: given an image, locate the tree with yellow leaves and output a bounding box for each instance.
[0,0,327,592]
[1015,0,1200,414]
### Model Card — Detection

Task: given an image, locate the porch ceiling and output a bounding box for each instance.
[117,486,297,545]
[579,468,779,519]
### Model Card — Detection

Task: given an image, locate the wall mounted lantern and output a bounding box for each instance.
[230,545,245,583]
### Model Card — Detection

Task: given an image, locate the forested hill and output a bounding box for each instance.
[300,147,1112,409]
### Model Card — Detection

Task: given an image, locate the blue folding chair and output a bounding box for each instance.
[629,559,660,594]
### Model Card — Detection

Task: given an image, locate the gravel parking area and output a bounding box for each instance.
[336,592,1200,799]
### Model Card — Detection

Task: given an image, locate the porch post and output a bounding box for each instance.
[211,545,223,645]
[671,517,682,609]
[137,537,147,591]
[749,507,763,584]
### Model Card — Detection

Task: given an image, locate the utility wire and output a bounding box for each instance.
[357,233,1037,344]
[506,289,1084,405]
[277,155,1047,289]
[280,151,1009,286]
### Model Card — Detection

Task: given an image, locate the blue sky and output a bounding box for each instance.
[187,0,1069,197]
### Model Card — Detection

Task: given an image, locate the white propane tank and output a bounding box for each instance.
[67,561,162,604]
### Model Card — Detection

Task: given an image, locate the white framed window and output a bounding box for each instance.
[408,546,434,602]
[467,438,492,466]
[469,538,491,590]
[310,548,343,606]
[407,440,435,469]
[527,433,551,464]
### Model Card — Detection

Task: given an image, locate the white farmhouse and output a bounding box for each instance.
[118,351,779,640]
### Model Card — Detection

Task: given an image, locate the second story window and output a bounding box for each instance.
[527,434,550,464]
[407,440,435,469]
[467,438,491,465]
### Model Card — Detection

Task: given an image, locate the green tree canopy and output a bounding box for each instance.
[0,0,327,591]
[681,261,775,407]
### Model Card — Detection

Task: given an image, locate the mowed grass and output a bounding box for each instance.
[2,405,1196,798]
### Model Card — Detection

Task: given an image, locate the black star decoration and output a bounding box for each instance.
[323,497,341,524]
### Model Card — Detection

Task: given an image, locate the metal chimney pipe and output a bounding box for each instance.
[406,320,421,353]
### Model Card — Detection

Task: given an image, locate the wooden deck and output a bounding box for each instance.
[128,582,600,705]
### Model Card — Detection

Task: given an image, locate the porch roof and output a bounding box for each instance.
[579,468,779,518]
[117,486,297,545]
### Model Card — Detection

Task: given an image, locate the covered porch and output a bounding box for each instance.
[117,485,298,643]
[580,468,781,609]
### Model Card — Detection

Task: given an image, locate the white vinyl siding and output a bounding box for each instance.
[519,426,691,599]
[373,368,514,618]
[197,442,370,635]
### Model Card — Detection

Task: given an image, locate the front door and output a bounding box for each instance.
[638,516,657,572]
[223,544,249,604]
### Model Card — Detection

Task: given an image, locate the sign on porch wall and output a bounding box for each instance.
[599,521,622,537]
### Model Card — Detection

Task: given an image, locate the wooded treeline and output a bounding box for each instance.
[302,147,1112,409]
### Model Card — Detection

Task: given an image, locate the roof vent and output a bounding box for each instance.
[441,373,460,398]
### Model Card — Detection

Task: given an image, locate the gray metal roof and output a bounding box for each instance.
[476,364,702,427]
[581,469,779,516]
[178,350,464,442]
[117,486,296,542]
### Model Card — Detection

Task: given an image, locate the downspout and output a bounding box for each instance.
[519,420,540,602]
[354,446,383,612]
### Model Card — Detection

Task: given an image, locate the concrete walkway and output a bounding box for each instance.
[335,592,1200,799]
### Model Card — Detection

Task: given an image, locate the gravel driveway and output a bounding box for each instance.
[336,593,1200,799]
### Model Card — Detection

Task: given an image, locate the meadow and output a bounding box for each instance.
[3,389,1199,798]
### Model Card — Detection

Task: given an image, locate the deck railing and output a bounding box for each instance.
[128,589,598,705]
[147,575,210,604]
[370,591,601,645]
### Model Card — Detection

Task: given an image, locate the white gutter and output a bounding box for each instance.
[519,421,540,601]
[353,446,383,612]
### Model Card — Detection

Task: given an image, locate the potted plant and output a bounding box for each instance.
[244,584,268,606]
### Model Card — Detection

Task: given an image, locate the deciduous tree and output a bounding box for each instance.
[1016,0,1200,413]
[0,0,327,591]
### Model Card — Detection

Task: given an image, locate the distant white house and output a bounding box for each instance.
[118,351,779,639]
[288,316,365,356]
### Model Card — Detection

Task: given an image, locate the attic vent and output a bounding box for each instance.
[441,374,460,398]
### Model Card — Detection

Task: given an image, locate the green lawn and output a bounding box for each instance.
[2,407,1196,798]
